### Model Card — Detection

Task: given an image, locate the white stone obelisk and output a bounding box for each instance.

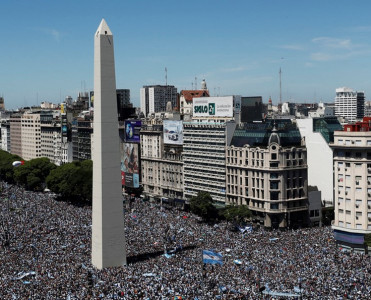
[92,19,126,269]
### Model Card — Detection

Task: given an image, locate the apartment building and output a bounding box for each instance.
[335,87,365,123]
[226,119,309,229]
[331,117,371,252]
[140,117,183,201]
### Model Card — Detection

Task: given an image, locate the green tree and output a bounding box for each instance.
[0,150,23,183]
[46,160,92,202]
[13,157,56,191]
[190,191,217,221]
[222,205,252,225]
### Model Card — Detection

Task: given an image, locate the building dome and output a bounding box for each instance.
[268,124,280,145]
[201,79,207,90]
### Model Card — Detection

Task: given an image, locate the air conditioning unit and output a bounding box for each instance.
[356,204,359,208]
[338,202,341,205]
[352,141,355,144]
[345,191,348,195]
[338,168,341,171]
[356,216,359,220]
[345,168,348,171]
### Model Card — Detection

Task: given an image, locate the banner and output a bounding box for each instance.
[125,120,141,143]
[120,143,139,188]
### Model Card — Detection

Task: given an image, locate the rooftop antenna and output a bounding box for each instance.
[279,67,282,105]
[195,77,197,90]
[165,67,168,86]
[191,82,194,90]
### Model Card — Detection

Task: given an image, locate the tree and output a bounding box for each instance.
[46,160,92,202]
[190,191,217,221]
[222,205,252,225]
[0,150,22,183]
[13,157,56,191]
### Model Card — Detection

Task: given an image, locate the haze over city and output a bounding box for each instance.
[2,0,371,109]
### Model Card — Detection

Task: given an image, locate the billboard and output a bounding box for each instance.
[120,143,139,188]
[163,120,183,145]
[125,120,141,143]
[193,96,234,117]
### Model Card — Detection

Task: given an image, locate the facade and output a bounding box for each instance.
[140,85,178,117]
[183,121,232,204]
[116,89,135,121]
[335,87,365,123]
[21,112,41,161]
[226,119,309,229]
[140,118,183,201]
[72,116,93,161]
[297,117,342,207]
[331,118,371,251]
[179,89,210,117]
[1,121,10,152]
[10,114,22,157]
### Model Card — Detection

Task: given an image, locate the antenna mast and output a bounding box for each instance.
[165,67,168,86]
[279,68,282,105]
[195,77,197,90]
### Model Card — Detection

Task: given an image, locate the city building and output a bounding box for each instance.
[297,117,343,207]
[72,114,93,161]
[20,111,42,161]
[140,117,183,202]
[0,97,5,110]
[1,120,10,152]
[308,102,335,118]
[240,96,263,122]
[335,87,365,123]
[116,89,136,121]
[179,79,209,118]
[9,114,22,158]
[331,117,371,252]
[226,119,309,229]
[140,85,178,117]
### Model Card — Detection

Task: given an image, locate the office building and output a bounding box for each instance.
[335,87,365,123]
[297,117,343,206]
[140,85,178,117]
[226,119,309,229]
[331,117,371,252]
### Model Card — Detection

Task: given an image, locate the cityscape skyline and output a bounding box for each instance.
[2,0,371,109]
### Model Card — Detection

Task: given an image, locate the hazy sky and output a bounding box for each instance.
[2,0,371,109]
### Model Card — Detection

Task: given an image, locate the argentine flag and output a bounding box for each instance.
[202,250,223,265]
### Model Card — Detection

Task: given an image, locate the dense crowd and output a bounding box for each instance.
[0,182,370,299]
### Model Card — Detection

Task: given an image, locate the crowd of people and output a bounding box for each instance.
[1,181,370,299]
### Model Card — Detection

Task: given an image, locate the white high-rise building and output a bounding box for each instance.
[140,85,177,117]
[331,122,371,252]
[335,87,365,123]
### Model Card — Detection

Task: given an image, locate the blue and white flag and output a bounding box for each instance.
[202,250,223,265]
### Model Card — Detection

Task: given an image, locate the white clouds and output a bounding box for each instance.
[278,44,304,51]
[312,37,354,49]
[35,28,61,42]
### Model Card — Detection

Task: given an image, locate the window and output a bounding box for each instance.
[338,162,344,167]
[346,222,351,228]
[339,221,344,227]
[338,139,343,144]
[271,153,277,160]
[346,210,351,215]
[339,209,344,214]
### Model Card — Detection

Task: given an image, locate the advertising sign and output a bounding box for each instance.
[120,143,139,188]
[193,96,234,117]
[163,120,183,145]
[125,120,141,143]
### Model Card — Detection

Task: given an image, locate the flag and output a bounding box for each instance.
[202,250,223,265]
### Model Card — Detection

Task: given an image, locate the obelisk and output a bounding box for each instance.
[92,19,126,269]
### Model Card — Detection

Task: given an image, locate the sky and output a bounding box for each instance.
[2,0,371,110]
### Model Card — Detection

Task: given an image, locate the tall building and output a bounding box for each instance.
[140,85,178,117]
[297,117,343,207]
[240,96,263,122]
[1,120,10,152]
[116,89,136,121]
[226,119,309,229]
[140,117,183,202]
[72,114,93,161]
[10,114,22,157]
[21,112,42,161]
[335,87,365,123]
[91,19,126,269]
[331,117,371,252]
